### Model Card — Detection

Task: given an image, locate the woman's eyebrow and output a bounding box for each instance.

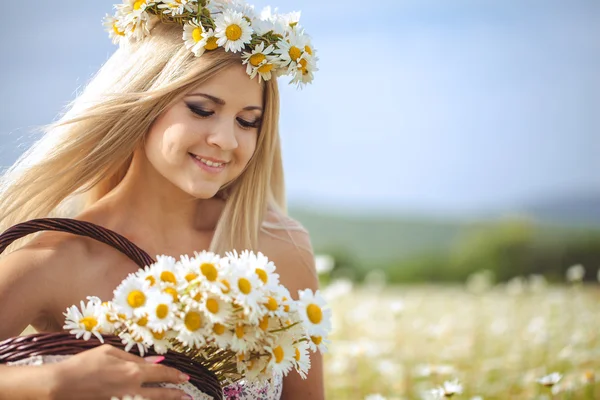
[186,92,262,111]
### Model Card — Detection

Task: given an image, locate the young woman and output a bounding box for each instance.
[0,1,323,399]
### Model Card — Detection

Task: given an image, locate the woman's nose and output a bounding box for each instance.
[206,117,238,151]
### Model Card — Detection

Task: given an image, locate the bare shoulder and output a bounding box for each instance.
[0,231,91,339]
[259,211,319,297]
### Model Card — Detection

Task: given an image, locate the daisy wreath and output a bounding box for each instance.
[103,0,318,87]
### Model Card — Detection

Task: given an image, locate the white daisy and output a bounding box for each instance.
[192,250,223,283]
[265,334,296,376]
[289,53,318,88]
[201,293,232,324]
[178,254,202,284]
[293,340,311,379]
[229,266,263,322]
[214,10,254,53]
[243,354,270,382]
[228,0,256,19]
[115,0,152,41]
[174,309,210,349]
[144,291,176,332]
[151,255,181,286]
[277,10,302,31]
[157,0,195,16]
[230,322,261,353]
[307,334,330,354]
[273,31,310,66]
[243,250,280,288]
[182,19,209,57]
[202,28,220,51]
[297,288,331,338]
[113,274,151,318]
[537,372,563,387]
[119,331,149,356]
[146,329,175,354]
[209,322,235,349]
[242,43,276,78]
[103,14,126,44]
[63,300,105,342]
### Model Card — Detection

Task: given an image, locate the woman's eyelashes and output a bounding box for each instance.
[186,103,261,129]
[186,104,213,118]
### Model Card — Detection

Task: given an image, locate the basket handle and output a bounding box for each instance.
[0,218,155,268]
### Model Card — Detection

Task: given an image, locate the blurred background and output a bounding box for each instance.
[1,0,599,285]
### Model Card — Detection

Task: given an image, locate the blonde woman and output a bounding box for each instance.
[0,1,323,399]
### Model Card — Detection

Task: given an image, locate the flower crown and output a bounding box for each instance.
[104,0,318,88]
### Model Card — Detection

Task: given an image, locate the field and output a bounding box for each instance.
[323,278,600,399]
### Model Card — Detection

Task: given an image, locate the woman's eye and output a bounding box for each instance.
[187,104,213,118]
[237,117,261,129]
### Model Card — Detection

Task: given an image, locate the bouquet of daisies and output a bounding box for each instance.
[63,250,330,384]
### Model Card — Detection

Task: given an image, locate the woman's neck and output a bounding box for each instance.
[79,151,226,252]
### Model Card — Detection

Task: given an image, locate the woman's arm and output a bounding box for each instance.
[261,225,326,400]
[0,365,56,400]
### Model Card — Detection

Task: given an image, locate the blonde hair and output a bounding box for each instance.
[0,22,300,255]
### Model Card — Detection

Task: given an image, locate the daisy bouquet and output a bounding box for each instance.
[63,250,331,384]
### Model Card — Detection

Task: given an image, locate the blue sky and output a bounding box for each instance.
[0,0,598,216]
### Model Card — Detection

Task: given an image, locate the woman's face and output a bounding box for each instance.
[144,64,263,199]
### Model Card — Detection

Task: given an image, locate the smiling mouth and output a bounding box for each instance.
[190,153,228,168]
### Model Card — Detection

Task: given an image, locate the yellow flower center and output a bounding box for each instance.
[79,317,97,331]
[273,346,284,363]
[259,316,269,331]
[112,23,125,37]
[311,335,322,345]
[185,273,198,282]
[221,279,231,294]
[213,323,225,335]
[258,63,273,73]
[235,323,245,339]
[289,46,302,61]
[133,0,146,10]
[266,297,278,311]
[206,298,219,314]
[160,271,177,284]
[205,36,218,50]
[307,304,323,324]
[238,278,252,294]
[155,304,169,319]
[145,276,156,286]
[304,45,313,55]
[225,24,242,41]
[137,316,148,327]
[282,296,290,312]
[250,54,266,67]
[295,347,301,361]
[184,311,203,331]
[127,290,146,308]
[152,330,165,340]
[200,263,218,281]
[193,292,202,302]
[299,58,309,75]
[192,27,203,43]
[164,287,178,302]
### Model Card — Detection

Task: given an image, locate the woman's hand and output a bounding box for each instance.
[47,344,191,400]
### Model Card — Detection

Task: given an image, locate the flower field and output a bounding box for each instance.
[323,274,600,399]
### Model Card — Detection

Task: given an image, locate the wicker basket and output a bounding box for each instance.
[0,218,223,400]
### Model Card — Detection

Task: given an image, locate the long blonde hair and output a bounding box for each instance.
[0,22,293,255]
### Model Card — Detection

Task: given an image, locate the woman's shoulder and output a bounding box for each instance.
[0,231,93,338]
[259,210,319,296]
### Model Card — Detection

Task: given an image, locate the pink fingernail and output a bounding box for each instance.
[179,373,190,382]
[144,356,165,364]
